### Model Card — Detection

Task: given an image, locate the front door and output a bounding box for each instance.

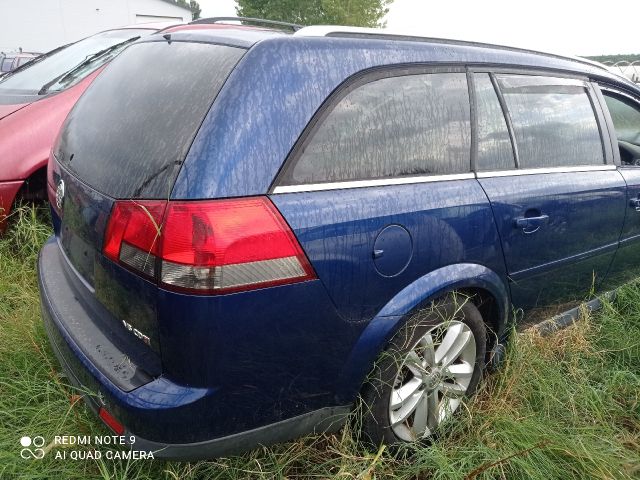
[598,87,640,288]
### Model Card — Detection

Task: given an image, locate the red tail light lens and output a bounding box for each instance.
[160,198,315,293]
[103,197,315,294]
[103,201,167,278]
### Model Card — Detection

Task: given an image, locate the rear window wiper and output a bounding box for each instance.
[37,37,140,95]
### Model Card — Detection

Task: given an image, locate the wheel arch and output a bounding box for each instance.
[16,165,47,202]
[335,263,510,404]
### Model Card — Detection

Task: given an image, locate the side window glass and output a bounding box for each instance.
[603,92,640,165]
[497,75,604,168]
[1,58,13,72]
[281,72,471,185]
[474,73,515,170]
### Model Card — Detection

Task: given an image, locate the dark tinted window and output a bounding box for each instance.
[498,75,604,168]
[474,74,515,170]
[57,41,244,199]
[604,93,640,146]
[1,58,13,72]
[281,72,471,185]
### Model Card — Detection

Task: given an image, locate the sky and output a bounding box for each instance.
[197,0,638,56]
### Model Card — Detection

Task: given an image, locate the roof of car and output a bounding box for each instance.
[156,24,288,48]
[142,21,639,92]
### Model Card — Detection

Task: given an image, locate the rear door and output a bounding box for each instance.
[474,72,625,314]
[271,68,506,323]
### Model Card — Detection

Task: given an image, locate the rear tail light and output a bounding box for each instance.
[102,197,315,294]
[103,201,166,278]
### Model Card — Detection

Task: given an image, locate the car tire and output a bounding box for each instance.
[359,294,487,446]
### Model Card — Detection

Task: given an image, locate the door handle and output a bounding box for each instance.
[629,198,640,211]
[514,214,549,234]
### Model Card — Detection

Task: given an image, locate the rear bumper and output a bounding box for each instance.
[38,236,348,459]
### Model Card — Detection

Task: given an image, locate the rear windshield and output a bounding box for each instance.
[56,41,244,199]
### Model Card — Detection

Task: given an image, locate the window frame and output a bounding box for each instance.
[470,68,612,170]
[270,64,473,192]
[271,66,616,194]
[467,71,519,171]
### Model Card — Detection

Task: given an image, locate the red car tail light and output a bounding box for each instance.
[103,201,167,278]
[103,197,315,294]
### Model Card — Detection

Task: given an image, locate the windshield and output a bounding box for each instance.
[0,29,152,94]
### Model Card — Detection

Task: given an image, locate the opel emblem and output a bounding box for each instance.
[55,179,65,210]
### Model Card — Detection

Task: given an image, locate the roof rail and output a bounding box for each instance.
[294,25,608,72]
[190,16,303,32]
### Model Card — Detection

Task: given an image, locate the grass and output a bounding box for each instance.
[0,204,638,479]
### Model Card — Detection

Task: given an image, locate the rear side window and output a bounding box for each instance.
[280,72,471,185]
[474,73,515,170]
[57,41,244,199]
[497,75,604,168]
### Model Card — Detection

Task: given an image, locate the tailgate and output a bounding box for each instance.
[55,164,163,357]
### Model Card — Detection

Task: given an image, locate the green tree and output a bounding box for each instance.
[189,0,202,20]
[175,0,201,20]
[236,0,393,27]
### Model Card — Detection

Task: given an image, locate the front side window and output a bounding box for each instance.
[603,92,640,165]
[498,75,604,169]
[602,91,640,166]
[280,72,471,185]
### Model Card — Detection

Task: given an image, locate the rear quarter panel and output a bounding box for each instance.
[271,180,507,323]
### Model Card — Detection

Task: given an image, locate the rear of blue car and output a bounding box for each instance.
[39,32,362,457]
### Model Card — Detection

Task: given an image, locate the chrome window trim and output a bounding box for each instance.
[475,164,616,178]
[272,173,476,194]
[272,165,617,194]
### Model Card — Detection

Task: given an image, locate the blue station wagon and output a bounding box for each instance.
[39,18,640,458]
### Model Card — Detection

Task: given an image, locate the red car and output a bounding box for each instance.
[0,24,177,230]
